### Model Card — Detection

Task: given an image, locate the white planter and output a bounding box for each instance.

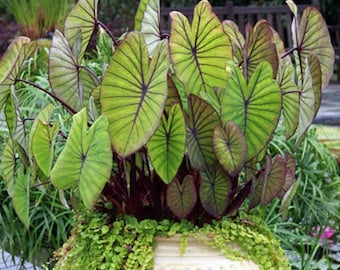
[153,235,259,270]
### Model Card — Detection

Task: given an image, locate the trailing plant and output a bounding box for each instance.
[0,0,335,268]
[53,211,289,270]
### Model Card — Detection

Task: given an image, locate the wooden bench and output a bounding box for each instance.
[160,0,320,49]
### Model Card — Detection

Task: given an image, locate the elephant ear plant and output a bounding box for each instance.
[0,0,334,260]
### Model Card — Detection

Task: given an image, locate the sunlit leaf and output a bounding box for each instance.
[28,104,55,159]
[200,165,232,217]
[222,20,244,65]
[32,121,59,177]
[166,176,197,218]
[244,21,278,80]
[186,94,219,170]
[13,169,30,228]
[308,53,322,116]
[64,0,98,60]
[49,30,100,112]
[295,58,315,147]
[169,0,232,95]
[222,62,281,161]
[51,109,112,209]
[135,0,161,56]
[293,7,334,89]
[278,60,299,139]
[101,32,169,157]
[148,104,185,184]
[0,37,37,109]
[213,121,247,177]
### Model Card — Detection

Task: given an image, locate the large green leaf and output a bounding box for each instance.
[222,62,281,161]
[0,37,37,109]
[50,109,112,209]
[148,104,185,184]
[32,121,59,177]
[28,104,55,158]
[278,60,299,139]
[200,165,232,217]
[169,0,232,95]
[166,176,197,218]
[186,94,220,170]
[64,0,98,60]
[1,138,16,196]
[101,32,169,157]
[49,30,99,112]
[244,21,278,80]
[135,0,161,56]
[13,169,30,228]
[222,20,244,66]
[308,53,322,116]
[213,121,247,177]
[295,58,315,146]
[293,7,334,90]
[4,87,26,147]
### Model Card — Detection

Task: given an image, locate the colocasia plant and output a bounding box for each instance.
[0,0,334,228]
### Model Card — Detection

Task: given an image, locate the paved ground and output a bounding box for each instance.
[315,83,340,125]
[0,250,40,270]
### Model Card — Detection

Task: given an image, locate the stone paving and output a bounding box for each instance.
[315,83,340,125]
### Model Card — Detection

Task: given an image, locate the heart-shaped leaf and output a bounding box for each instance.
[200,165,232,217]
[135,0,161,56]
[0,37,37,109]
[186,94,220,170]
[13,169,30,228]
[295,57,315,146]
[261,155,286,205]
[28,104,55,158]
[213,121,247,177]
[308,53,322,116]
[244,20,278,80]
[222,20,244,65]
[222,62,281,161]
[148,104,185,184]
[169,0,232,95]
[101,32,169,157]
[49,30,100,112]
[1,138,16,196]
[277,153,296,199]
[5,87,26,147]
[64,0,98,60]
[166,176,197,218]
[279,60,299,139]
[51,108,112,209]
[249,154,286,208]
[32,121,59,177]
[293,7,334,89]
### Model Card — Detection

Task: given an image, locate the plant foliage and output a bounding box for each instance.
[0,0,334,236]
